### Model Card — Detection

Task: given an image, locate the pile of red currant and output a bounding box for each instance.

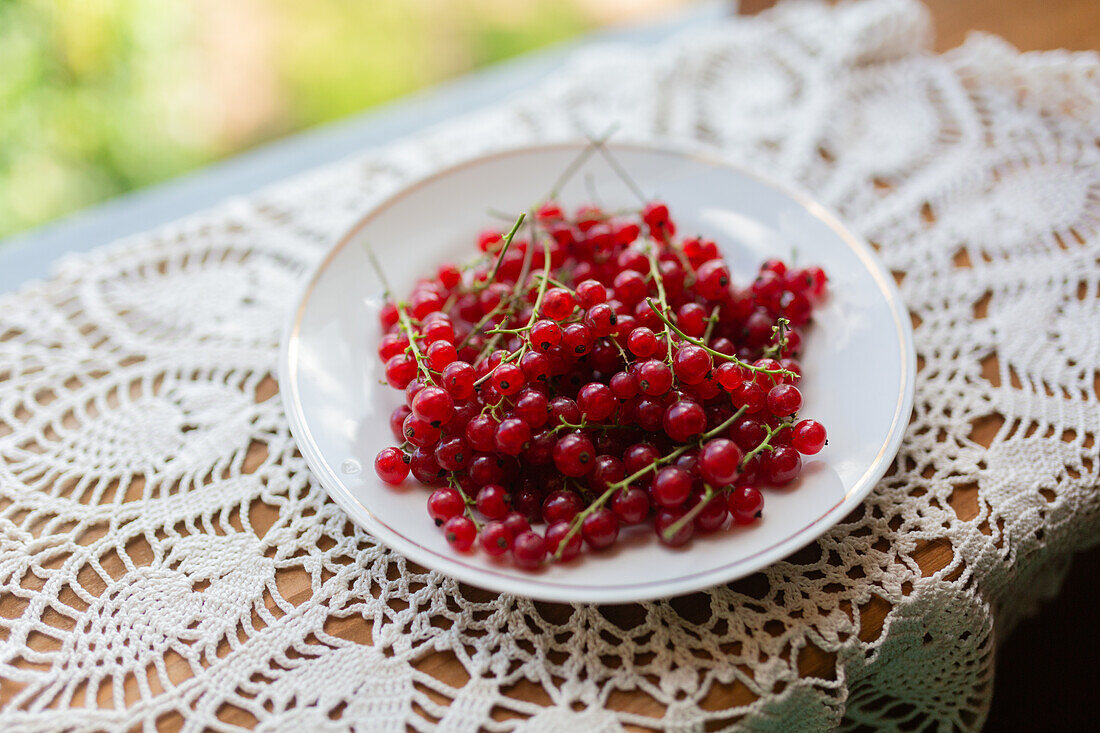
[372,198,828,570]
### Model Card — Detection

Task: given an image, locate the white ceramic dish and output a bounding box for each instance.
[279,142,914,604]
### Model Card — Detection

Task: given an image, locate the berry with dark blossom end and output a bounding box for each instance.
[729,485,764,524]
[375,447,409,485]
[434,436,471,472]
[530,319,563,352]
[546,522,582,562]
[792,419,827,455]
[636,359,673,397]
[475,484,510,520]
[582,509,619,550]
[441,361,476,400]
[403,413,441,448]
[699,439,743,487]
[552,433,596,477]
[695,259,731,301]
[480,520,513,556]
[492,363,526,396]
[512,531,547,569]
[427,487,465,526]
[494,418,532,456]
[443,515,476,551]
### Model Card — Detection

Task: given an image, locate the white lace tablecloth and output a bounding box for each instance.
[2,1,1098,729]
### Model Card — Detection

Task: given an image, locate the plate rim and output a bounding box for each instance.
[278,140,916,604]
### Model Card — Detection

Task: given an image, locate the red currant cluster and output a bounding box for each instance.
[372,199,828,569]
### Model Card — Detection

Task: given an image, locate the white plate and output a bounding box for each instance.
[279,142,914,604]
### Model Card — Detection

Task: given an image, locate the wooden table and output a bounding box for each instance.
[3,2,1097,730]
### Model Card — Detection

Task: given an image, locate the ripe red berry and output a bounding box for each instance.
[492,363,526,396]
[494,418,532,456]
[384,354,418,389]
[655,507,693,546]
[427,488,465,526]
[552,433,596,477]
[545,522,582,562]
[653,466,692,508]
[443,515,477,551]
[766,383,802,417]
[575,279,608,308]
[792,419,827,455]
[541,288,576,320]
[480,520,513,556]
[411,386,455,426]
[729,485,764,524]
[434,436,471,471]
[636,359,673,396]
[763,445,802,485]
[673,345,712,385]
[694,260,730,300]
[612,487,650,524]
[582,509,619,550]
[476,484,510,520]
[662,400,706,443]
[374,447,409,485]
[627,327,660,358]
[512,531,547,569]
[577,382,616,422]
[699,439,742,487]
[530,320,562,352]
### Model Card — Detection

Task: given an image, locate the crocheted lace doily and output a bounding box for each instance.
[2,1,1097,729]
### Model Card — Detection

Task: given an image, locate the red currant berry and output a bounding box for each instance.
[374,447,409,485]
[627,327,660,358]
[378,332,409,361]
[562,323,594,356]
[411,385,455,427]
[577,382,616,422]
[443,515,476,551]
[545,522,582,562]
[763,445,802,484]
[541,288,576,321]
[519,350,551,384]
[636,359,673,397]
[730,416,767,451]
[403,413,441,448]
[492,363,526,396]
[475,484,510,520]
[729,485,764,524]
[441,361,476,400]
[676,303,708,337]
[494,417,532,456]
[766,383,802,417]
[609,371,639,399]
[427,487,465,526]
[512,531,547,569]
[480,520,513,556]
[575,279,608,308]
[730,380,767,413]
[695,259,731,300]
[694,495,729,532]
[530,320,562,352]
[792,419,827,455]
[663,400,706,443]
[552,433,596,477]
[384,354,418,389]
[655,507,693,546]
[612,487,650,524]
[582,509,619,550]
[653,466,692,508]
[434,436,472,471]
[673,345,712,385]
[426,340,458,370]
[699,439,742,486]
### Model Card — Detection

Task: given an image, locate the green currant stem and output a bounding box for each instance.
[740,420,792,468]
[702,305,721,344]
[761,318,791,360]
[364,244,435,384]
[662,484,716,541]
[645,299,796,379]
[472,213,526,293]
[645,242,675,364]
[550,406,747,560]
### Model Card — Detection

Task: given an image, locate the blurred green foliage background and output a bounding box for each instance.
[0,0,680,238]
